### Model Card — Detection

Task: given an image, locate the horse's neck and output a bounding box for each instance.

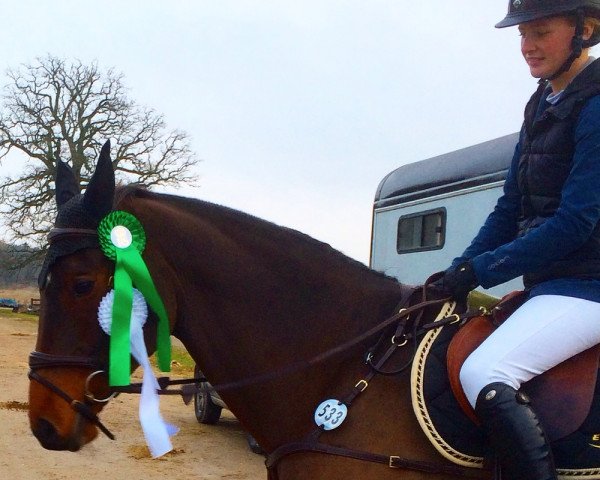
[127,194,407,448]
[130,192,406,344]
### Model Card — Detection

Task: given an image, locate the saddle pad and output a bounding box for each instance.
[411,301,485,469]
[447,315,600,441]
[411,303,600,478]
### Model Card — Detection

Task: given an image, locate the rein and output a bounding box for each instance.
[40,228,451,395]
[195,294,451,394]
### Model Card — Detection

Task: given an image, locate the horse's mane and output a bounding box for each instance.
[115,185,396,283]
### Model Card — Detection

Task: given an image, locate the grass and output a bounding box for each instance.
[150,344,196,376]
[0,307,39,323]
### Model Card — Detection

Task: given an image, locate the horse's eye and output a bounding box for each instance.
[74,280,94,296]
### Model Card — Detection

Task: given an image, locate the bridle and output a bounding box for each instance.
[29,226,117,439]
[30,225,206,443]
[30,226,485,476]
[28,349,204,441]
[28,351,117,439]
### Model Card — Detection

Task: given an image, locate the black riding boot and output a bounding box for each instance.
[475,382,557,480]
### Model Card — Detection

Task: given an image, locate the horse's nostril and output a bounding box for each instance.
[33,418,72,451]
[34,418,56,438]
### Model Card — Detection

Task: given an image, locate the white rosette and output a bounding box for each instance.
[98,288,179,458]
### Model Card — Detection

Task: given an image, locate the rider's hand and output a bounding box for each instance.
[433,262,479,301]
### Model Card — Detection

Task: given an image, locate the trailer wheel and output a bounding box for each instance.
[194,366,222,424]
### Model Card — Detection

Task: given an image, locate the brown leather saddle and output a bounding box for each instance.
[447,291,600,441]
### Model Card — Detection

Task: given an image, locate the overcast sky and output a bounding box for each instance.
[1,1,582,264]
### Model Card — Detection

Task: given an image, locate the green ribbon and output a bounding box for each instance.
[98,211,171,386]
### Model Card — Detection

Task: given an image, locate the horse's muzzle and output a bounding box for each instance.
[28,351,116,442]
[31,417,83,452]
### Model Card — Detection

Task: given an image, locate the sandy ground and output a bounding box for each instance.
[0,311,266,480]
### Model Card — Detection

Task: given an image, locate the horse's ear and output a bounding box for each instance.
[55,160,80,208]
[83,140,115,220]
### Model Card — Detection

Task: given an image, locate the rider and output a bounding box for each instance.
[437,1,600,479]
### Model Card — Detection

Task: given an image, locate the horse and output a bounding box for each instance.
[27,141,485,479]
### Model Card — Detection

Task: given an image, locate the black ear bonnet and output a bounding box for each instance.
[38,195,107,287]
[38,141,115,287]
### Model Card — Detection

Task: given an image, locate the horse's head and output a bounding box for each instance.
[29,141,117,451]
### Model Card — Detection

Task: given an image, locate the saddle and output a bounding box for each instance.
[411,292,600,475]
[447,291,600,441]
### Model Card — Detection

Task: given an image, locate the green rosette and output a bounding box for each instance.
[98,211,146,260]
[98,211,171,386]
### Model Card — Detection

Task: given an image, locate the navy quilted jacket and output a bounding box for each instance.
[454,60,600,302]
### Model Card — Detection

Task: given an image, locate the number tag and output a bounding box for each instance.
[314,399,348,430]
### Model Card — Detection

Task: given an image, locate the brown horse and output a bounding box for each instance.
[28,142,481,479]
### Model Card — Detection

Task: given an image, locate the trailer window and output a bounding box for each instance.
[396,208,446,253]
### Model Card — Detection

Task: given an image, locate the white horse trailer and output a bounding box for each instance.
[370,133,523,297]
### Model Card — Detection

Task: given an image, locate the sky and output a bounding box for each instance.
[0,1,575,265]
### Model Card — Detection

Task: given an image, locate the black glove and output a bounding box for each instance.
[436,261,479,300]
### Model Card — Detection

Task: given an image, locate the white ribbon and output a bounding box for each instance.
[98,289,179,458]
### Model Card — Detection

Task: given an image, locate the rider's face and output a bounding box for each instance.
[519,16,575,80]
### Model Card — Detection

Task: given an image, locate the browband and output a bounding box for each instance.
[47,227,98,243]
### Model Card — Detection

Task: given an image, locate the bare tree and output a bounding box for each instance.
[0,55,199,251]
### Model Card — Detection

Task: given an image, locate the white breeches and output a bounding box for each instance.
[460,294,600,408]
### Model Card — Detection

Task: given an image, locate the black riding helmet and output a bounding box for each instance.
[496,0,600,80]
